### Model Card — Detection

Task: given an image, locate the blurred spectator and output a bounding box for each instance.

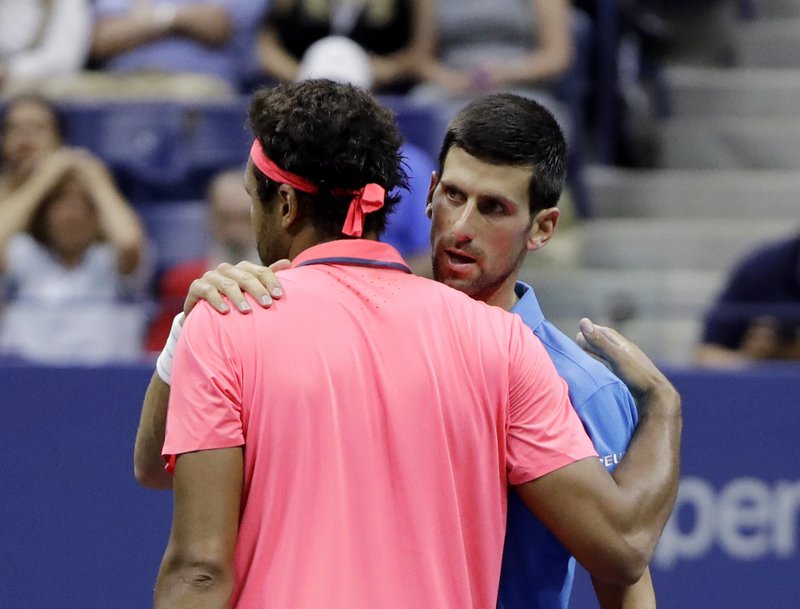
[419,0,572,98]
[256,0,435,94]
[0,97,151,363]
[381,141,434,276]
[144,167,259,350]
[0,94,63,199]
[88,0,268,98]
[696,232,800,366]
[0,0,92,96]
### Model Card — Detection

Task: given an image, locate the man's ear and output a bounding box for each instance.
[425,171,439,219]
[277,184,301,229]
[527,207,560,251]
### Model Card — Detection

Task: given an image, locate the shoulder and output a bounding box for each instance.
[533,318,635,413]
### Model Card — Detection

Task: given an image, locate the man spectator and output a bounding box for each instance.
[144,167,260,351]
[696,230,800,366]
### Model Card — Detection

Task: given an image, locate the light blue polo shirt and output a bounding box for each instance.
[498,281,639,609]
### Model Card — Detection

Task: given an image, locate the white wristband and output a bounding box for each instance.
[156,312,185,385]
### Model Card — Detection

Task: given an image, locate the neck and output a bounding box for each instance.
[484,282,520,312]
[287,227,379,260]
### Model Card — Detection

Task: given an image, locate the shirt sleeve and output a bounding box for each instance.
[574,382,638,473]
[162,301,245,470]
[505,319,597,485]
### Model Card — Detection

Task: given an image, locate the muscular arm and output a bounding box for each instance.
[134,372,173,489]
[154,447,242,609]
[516,321,681,585]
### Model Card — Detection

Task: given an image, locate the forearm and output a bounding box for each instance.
[609,382,682,560]
[0,167,63,255]
[592,567,656,609]
[171,5,233,48]
[91,14,172,61]
[84,170,145,273]
[134,372,173,489]
[694,343,749,367]
[256,29,300,82]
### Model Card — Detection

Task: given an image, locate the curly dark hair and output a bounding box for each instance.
[248,80,408,238]
[438,93,566,215]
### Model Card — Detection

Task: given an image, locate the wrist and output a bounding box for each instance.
[155,312,185,385]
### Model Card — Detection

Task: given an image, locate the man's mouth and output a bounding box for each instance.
[444,248,478,271]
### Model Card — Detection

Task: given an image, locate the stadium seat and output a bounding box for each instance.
[60,101,187,201]
[137,200,209,270]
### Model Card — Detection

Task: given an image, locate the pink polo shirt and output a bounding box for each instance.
[163,240,596,609]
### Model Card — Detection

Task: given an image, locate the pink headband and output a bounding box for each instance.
[250,139,385,237]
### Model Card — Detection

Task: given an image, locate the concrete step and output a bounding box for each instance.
[664,65,800,117]
[658,116,800,169]
[519,266,722,321]
[735,18,800,67]
[516,267,718,366]
[586,166,800,219]
[573,218,790,271]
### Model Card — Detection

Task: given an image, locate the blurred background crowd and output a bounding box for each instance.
[0,0,797,368]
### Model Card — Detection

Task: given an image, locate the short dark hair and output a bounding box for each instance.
[438,94,566,214]
[248,80,407,237]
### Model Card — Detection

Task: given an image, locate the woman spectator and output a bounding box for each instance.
[256,0,435,94]
[0,95,152,363]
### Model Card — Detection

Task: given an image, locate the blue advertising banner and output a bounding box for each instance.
[1,363,798,608]
[571,365,800,608]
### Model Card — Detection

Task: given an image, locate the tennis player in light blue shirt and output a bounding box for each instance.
[499,281,638,609]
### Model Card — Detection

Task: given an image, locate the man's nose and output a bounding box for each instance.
[451,202,477,241]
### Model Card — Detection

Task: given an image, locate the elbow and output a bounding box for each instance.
[159,549,233,594]
[589,537,652,586]
[134,460,172,490]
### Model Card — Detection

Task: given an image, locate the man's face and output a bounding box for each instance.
[244,160,288,266]
[428,147,536,307]
[2,100,61,179]
[209,172,257,259]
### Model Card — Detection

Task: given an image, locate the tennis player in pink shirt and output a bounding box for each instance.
[146,81,681,609]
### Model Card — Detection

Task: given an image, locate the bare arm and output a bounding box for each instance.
[256,26,301,83]
[0,151,73,271]
[369,0,436,87]
[592,568,656,609]
[516,320,681,585]
[483,0,573,87]
[134,261,287,489]
[134,372,174,489]
[154,447,242,609]
[91,3,233,61]
[72,151,145,275]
